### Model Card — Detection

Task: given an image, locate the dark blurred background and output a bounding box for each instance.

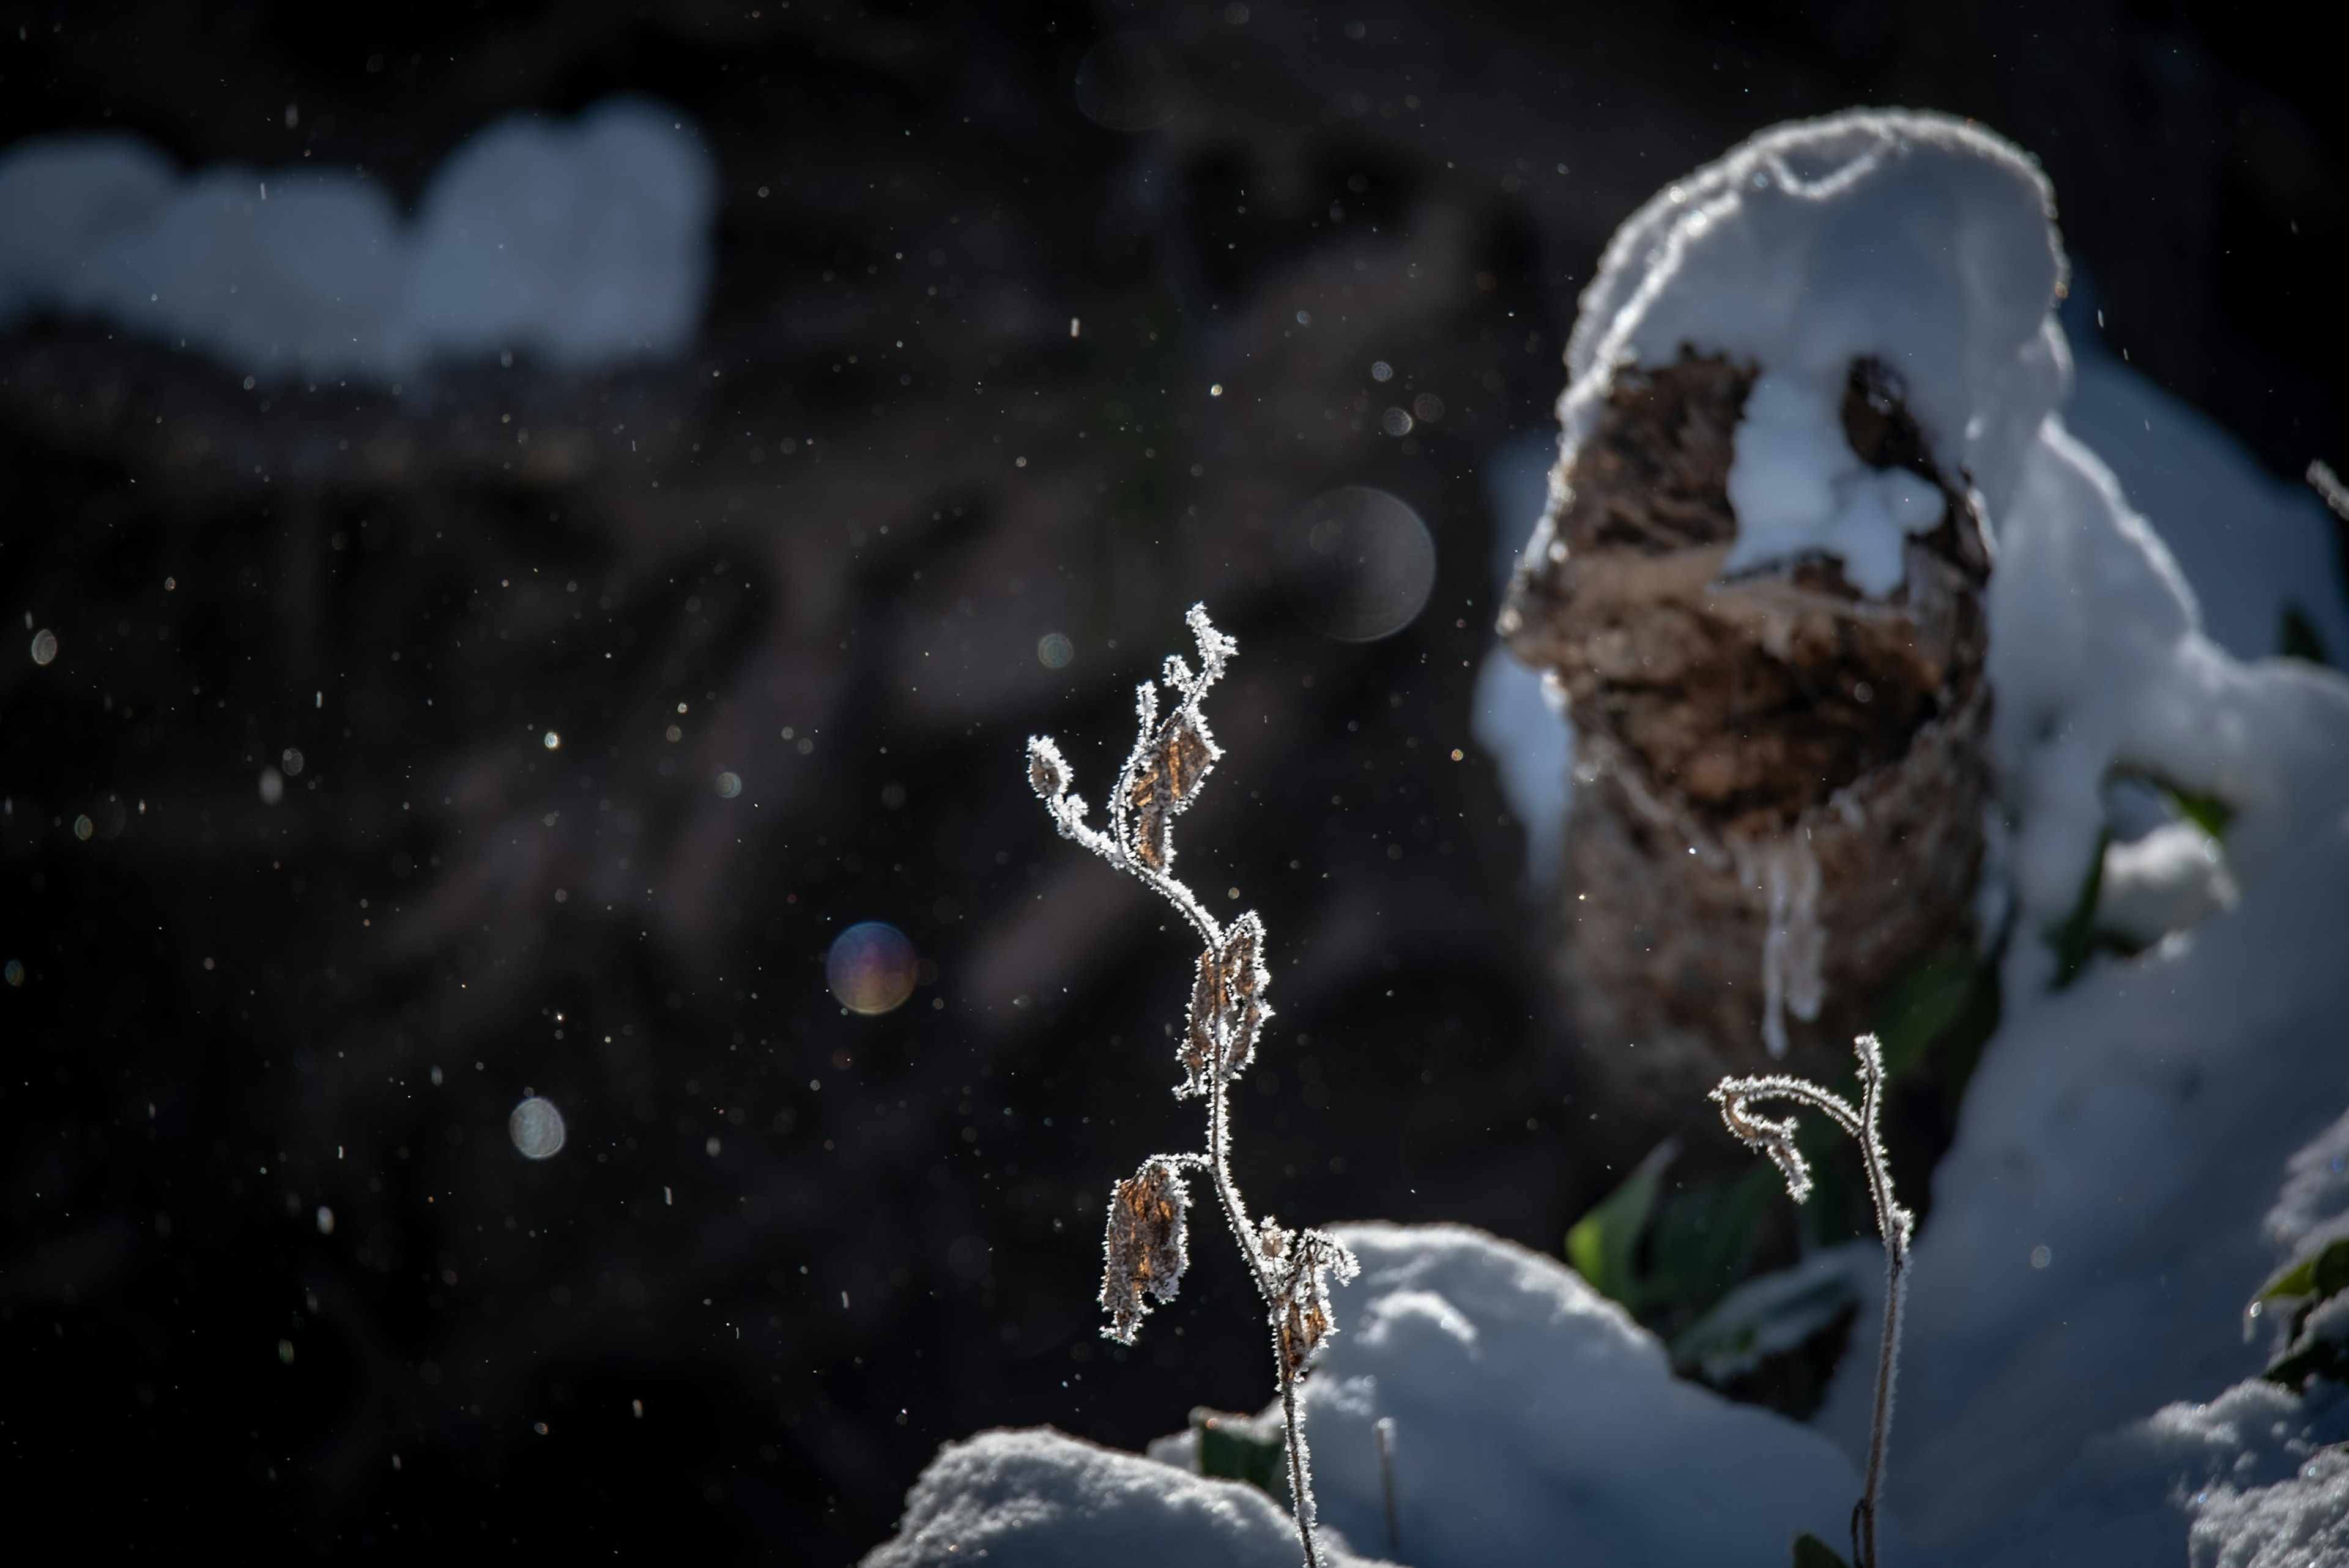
[0,2,2341,1561]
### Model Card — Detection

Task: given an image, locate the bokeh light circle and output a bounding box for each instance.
[1072,33,1186,132]
[828,921,918,1015]
[1279,485,1438,642]
[1037,632,1074,669]
[509,1096,566,1159]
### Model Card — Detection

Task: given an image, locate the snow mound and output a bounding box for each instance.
[1291,1224,1860,1568]
[873,1224,1865,1567]
[1559,108,2068,595]
[1982,418,2349,964]
[861,1427,1379,1568]
[0,95,713,382]
[2189,1439,2349,1568]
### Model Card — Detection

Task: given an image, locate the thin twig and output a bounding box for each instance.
[1712,1035,1913,1568]
[1029,606,1355,1568]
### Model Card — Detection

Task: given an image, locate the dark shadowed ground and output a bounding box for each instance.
[1,3,2341,1561]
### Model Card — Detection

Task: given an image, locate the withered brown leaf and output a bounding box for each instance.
[1179,911,1270,1096]
[1123,709,1217,873]
[1100,1156,1191,1344]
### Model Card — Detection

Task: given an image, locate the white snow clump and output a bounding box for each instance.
[0,95,713,382]
[1559,107,2068,596]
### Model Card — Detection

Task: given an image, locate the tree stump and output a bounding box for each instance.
[1501,349,1992,1113]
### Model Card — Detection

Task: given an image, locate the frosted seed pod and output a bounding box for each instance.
[509,1096,567,1159]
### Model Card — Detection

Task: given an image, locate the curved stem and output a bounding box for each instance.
[1855,1232,1906,1568]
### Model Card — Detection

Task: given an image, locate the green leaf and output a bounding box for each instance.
[2266,1333,2349,1392]
[1567,1140,1677,1310]
[1869,945,2001,1090]
[1791,1530,1852,1568]
[1192,1407,1285,1503]
[2161,783,2235,841]
[2260,1237,2349,1306]
[2279,602,2332,668]
[2049,828,2112,988]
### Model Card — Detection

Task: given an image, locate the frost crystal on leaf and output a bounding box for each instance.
[1270,1227,1361,1379]
[1101,1157,1190,1344]
[1181,910,1271,1096]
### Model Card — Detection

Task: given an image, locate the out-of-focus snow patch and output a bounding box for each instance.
[1291,1224,1860,1568]
[1476,427,1574,887]
[1471,655,1571,889]
[1554,109,2068,595]
[2096,822,2238,948]
[861,1427,1381,1568]
[1725,369,1949,594]
[1983,420,2349,970]
[0,96,712,381]
[2060,291,2349,667]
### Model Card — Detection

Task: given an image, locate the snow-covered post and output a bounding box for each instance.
[1499,111,2070,1102]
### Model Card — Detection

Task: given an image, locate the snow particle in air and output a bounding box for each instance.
[1371,360,1393,382]
[1036,632,1074,669]
[510,1095,568,1159]
[1381,407,1414,437]
[543,730,560,750]
[259,767,285,805]
[316,1205,335,1235]
[29,628,57,666]
[3,959,22,986]
[828,921,918,1015]
[281,747,305,776]
[716,770,743,798]
[2030,1244,2052,1269]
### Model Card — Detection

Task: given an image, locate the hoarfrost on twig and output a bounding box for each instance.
[1712,1034,1912,1568]
[1027,604,1356,1568]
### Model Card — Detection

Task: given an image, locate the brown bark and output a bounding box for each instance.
[1501,351,1992,1112]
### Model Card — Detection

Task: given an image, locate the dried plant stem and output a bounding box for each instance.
[1028,605,1354,1568]
[1712,1035,1912,1568]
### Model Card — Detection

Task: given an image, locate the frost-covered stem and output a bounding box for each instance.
[1208,1050,1324,1568]
[1849,1044,1907,1568]
[1030,607,1350,1568]
[1711,1035,1913,1568]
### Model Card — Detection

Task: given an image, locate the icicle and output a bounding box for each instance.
[1747,832,1826,1058]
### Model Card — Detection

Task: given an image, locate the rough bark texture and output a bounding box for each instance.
[1501,351,1993,1112]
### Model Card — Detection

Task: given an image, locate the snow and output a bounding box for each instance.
[0,95,713,381]
[1981,418,2349,970]
[1472,428,1575,889]
[1556,109,2069,596]
[1724,370,1949,593]
[862,1426,1382,1568]
[874,1224,1863,1568]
